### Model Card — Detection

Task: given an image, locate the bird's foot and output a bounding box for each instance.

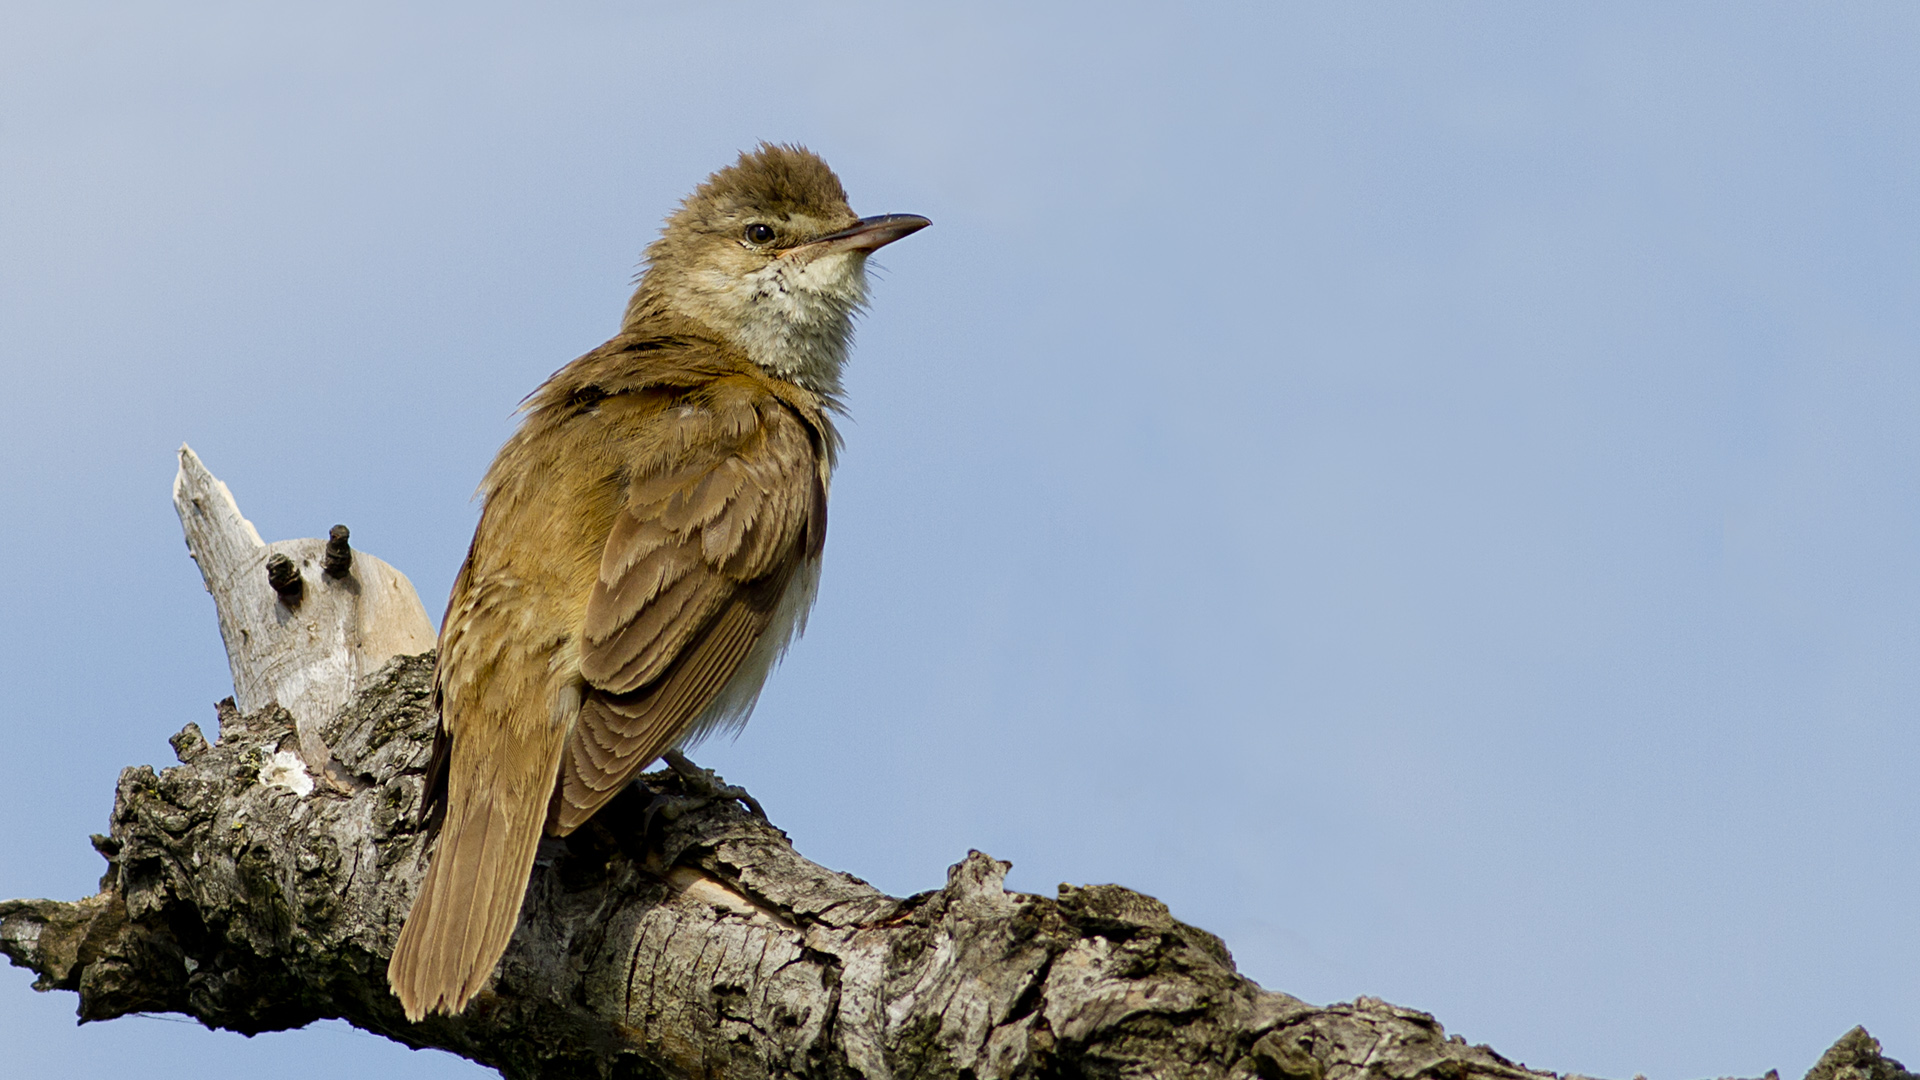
[639,750,766,837]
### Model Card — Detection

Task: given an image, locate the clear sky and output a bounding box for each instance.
[3,4,1916,1078]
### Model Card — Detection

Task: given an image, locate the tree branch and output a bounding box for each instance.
[0,653,1548,1079]
[171,443,436,775]
[2,453,1906,1079]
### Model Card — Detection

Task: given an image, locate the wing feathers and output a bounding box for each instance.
[560,388,822,831]
[556,586,783,832]
[390,342,838,1021]
[582,569,730,691]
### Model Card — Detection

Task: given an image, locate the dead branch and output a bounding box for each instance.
[1,453,1904,1079]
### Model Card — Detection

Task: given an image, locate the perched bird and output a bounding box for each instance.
[387,144,928,1021]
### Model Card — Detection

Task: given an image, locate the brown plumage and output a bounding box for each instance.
[386,145,928,1021]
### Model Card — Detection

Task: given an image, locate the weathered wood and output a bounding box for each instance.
[0,452,1902,1078]
[0,656,1638,1080]
[172,444,436,775]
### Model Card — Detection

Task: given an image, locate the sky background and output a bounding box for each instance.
[3,4,1917,1078]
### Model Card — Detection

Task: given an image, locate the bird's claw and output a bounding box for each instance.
[659,750,767,820]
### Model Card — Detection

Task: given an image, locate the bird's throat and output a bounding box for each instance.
[727,251,868,397]
[638,249,869,398]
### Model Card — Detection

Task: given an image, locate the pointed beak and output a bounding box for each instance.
[801,213,931,255]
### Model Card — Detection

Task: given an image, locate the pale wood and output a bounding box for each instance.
[172,443,437,773]
[1,664,1889,1079]
[0,454,1895,1079]
[0,665,1578,1080]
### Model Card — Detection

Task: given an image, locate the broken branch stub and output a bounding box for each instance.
[0,662,1606,1080]
[0,442,1900,1079]
[171,443,437,773]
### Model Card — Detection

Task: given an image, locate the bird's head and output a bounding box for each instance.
[625,143,929,396]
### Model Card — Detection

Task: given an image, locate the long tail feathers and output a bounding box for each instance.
[387,770,549,1022]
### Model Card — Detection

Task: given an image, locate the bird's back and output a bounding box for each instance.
[388,330,835,1021]
[386,141,920,1024]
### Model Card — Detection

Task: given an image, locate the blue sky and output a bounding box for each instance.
[3,4,1917,1077]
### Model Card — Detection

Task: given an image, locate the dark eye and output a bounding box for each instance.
[744,223,776,245]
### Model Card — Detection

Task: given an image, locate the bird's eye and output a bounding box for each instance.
[744,223,776,245]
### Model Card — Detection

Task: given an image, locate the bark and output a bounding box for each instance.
[0,661,1903,1080]
[0,654,1523,1079]
[2,456,1906,1079]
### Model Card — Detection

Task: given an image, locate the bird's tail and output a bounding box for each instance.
[387,744,557,1022]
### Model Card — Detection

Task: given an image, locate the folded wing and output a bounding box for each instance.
[556,387,823,832]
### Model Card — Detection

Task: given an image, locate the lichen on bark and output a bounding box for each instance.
[0,653,1902,1080]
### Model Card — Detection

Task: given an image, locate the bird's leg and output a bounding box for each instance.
[661,750,767,820]
[631,751,769,842]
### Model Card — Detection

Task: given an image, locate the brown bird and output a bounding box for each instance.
[386,144,928,1021]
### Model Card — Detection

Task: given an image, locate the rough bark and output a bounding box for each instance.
[1806,1029,1918,1080]
[2,455,1905,1078]
[0,659,1902,1080]
[0,655,1508,1078]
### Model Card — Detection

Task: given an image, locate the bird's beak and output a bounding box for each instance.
[799,214,931,255]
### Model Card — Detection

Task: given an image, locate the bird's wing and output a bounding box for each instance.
[555,387,823,831]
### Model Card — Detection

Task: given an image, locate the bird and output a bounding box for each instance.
[386,144,928,1022]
